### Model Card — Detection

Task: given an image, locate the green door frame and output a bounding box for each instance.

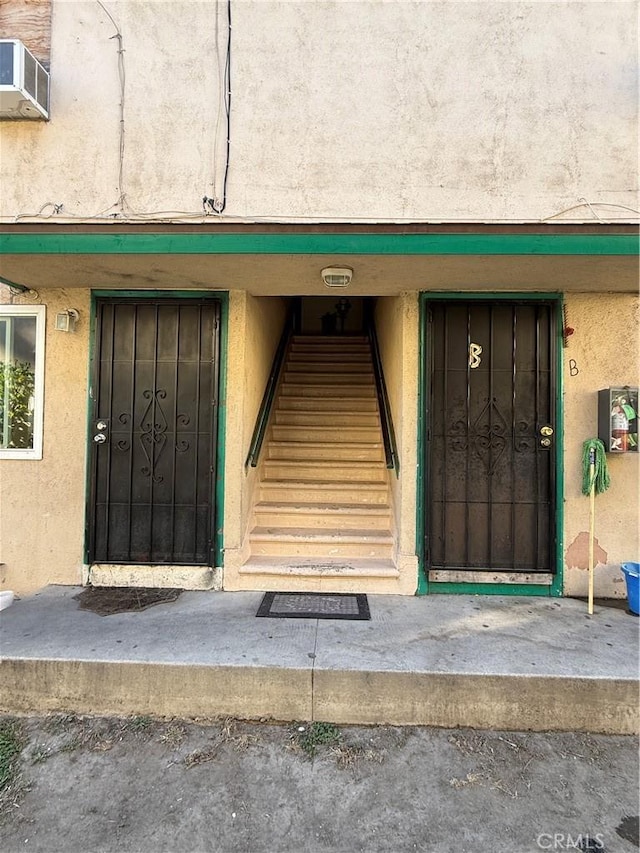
[417,292,564,597]
[84,290,229,570]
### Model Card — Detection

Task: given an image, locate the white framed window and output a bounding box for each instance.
[0,305,46,460]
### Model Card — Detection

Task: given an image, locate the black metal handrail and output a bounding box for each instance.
[366,315,399,474]
[245,303,295,468]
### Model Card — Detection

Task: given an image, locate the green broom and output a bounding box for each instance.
[581,439,610,614]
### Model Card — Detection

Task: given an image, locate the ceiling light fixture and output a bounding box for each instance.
[321,266,353,288]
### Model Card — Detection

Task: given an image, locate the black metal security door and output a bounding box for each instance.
[88,299,220,565]
[425,301,557,574]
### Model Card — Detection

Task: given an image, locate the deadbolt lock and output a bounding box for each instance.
[540,437,552,448]
[540,425,554,437]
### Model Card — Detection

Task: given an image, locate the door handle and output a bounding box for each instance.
[539,424,553,448]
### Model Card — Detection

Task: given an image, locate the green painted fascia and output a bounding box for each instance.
[1,232,637,255]
[427,583,552,596]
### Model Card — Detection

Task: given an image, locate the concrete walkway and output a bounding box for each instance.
[1,586,638,734]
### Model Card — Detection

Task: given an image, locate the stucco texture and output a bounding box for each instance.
[374,293,420,589]
[562,293,640,598]
[0,0,637,223]
[222,292,286,584]
[0,287,90,594]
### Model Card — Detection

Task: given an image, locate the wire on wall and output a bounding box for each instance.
[203,0,232,214]
[96,0,126,214]
[542,199,640,222]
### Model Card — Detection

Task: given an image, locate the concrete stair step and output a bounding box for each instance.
[277,396,378,412]
[283,372,375,385]
[281,384,377,398]
[248,528,394,559]
[271,423,380,444]
[274,410,379,427]
[286,359,372,372]
[272,425,382,443]
[263,460,388,482]
[292,335,368,344]
[287,349,371,370]
[253,502,392,530]
[267,441,384,462]
[239,555,399,578]
[258,480,390,504]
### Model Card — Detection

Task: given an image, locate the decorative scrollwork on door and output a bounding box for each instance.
[176,412,191,453]
[471,397,507,475]
[447,397,509,475]
[115,412,132,451]
[140,389,168,483]
[514,420,536,453]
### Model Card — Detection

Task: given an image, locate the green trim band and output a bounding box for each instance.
[1,233,637,256]
[427,582,552,596]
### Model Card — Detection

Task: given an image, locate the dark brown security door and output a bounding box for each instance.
[425,301,557,574]
[89,299,220,565]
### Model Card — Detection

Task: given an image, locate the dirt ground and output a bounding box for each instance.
[0,713,637,853]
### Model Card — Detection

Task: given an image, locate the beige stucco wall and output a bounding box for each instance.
[374,293,420,590]
[1,0,637,223]
[0,287,90,595]
[222,292,286,583]
[562,293,640,598]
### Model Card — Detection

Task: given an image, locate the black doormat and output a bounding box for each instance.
[256,591,370,620]
[74,586,182,616]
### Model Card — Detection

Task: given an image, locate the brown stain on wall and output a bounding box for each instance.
[565,531,608,571]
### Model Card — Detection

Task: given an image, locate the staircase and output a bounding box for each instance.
[240,335,399,590]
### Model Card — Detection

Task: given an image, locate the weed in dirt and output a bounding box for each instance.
[0,720,26,790]
[159,725,187,750]
[0,718,29,822]
[127,715,153,733]
[292,722,341,758]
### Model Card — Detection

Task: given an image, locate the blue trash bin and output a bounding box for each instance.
[621,562,640,615]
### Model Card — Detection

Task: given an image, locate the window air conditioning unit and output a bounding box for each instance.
[0,39,49,120]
